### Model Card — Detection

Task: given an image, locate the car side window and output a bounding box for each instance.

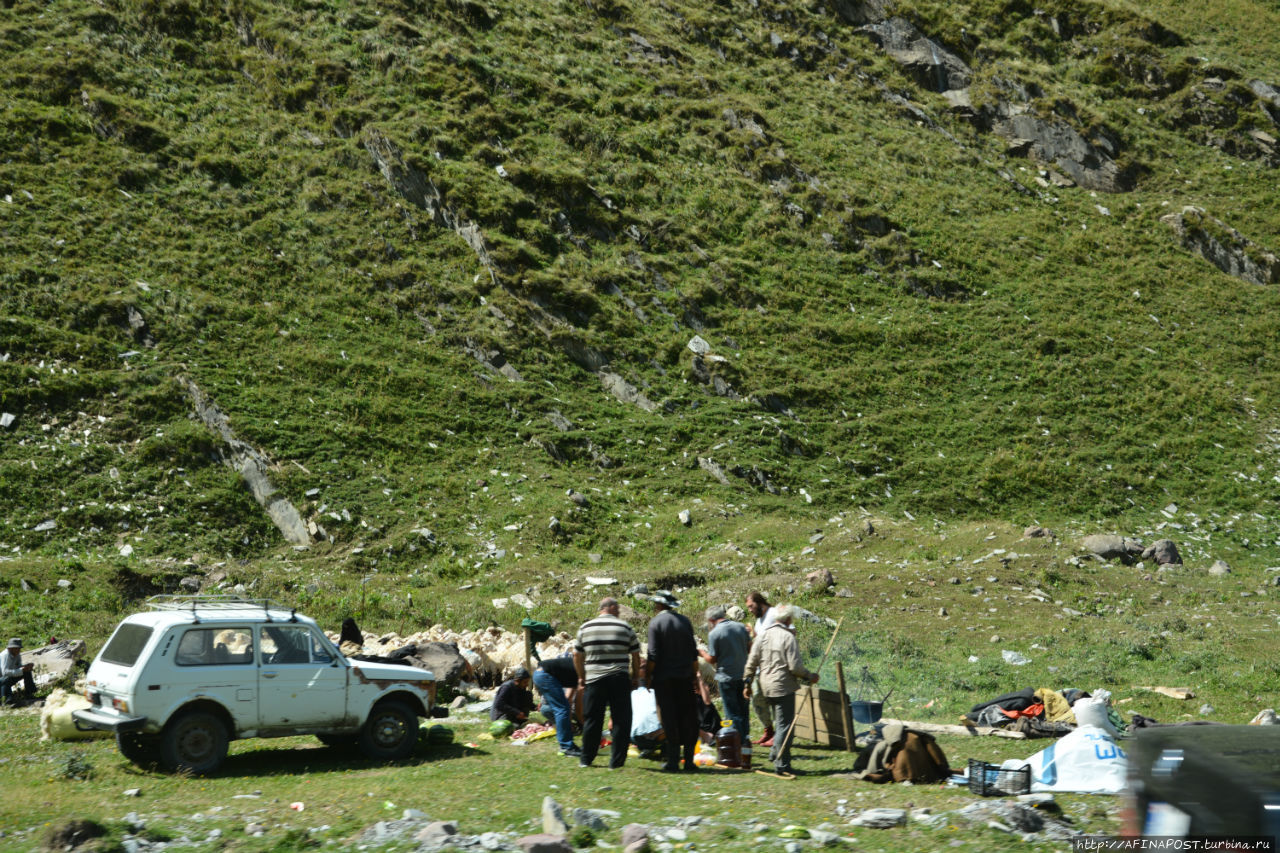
[175,628,254,666]
[260,626,315,665]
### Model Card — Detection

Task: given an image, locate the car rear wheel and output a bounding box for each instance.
[160,711,228,775]
[358,701,418,761]
[117,731,160,767]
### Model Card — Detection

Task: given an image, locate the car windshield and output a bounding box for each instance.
[100,624,154,666]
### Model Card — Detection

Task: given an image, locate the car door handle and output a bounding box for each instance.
[262,671,278,678]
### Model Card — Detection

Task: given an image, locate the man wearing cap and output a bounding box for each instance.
[491,666,535,725]
[742,605,818,776]
[646,591,700,772]
[1,638,36,706]
[700,605,751,743]
[574,598,643,769]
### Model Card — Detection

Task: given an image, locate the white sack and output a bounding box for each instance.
[1072,697,1118,737]
[1023,725,1127,793]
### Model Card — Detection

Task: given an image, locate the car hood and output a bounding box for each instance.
[349,660,435,684]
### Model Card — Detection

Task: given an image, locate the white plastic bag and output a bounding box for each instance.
[1072,697,1118,737]
[1023,725,1127,793]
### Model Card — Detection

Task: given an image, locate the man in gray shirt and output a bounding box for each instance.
[700,605,751,742]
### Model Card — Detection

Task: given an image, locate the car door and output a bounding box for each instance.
[257,625,348,729]
[171,625,258,734]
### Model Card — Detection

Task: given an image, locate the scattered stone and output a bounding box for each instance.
[516,834,573,853]
[0,413,14,428]
[1250,709,1278,725]
[57,579,73,589]
[1209,560,1231,576]
[244,822,265,835]
[403,809,428,821]
[414,821,458,845]
[848,808,906,828]
[621,824,650,850]
[1142,539,1182,566]
[1002,650,1031,666]
[1199,704,1215,716]
[625,584,649,597]
[34,520,56,532]
[179,576,201,593]
[586,577,617,586]
[588,553,602,564]
[1081,534,1144,564]
[123,788,141,797]
[678,509,691,526]
[1023,526,1055,539]
[805,568,835,590]
[542,797,569,835]
[1162,206,1279,286]
[571,808,615,832]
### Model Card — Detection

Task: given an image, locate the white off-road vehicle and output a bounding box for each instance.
[73,596,436,774]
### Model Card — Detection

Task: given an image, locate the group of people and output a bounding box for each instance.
[489,591,818,776]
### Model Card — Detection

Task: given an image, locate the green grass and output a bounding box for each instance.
[2,0,1280,844]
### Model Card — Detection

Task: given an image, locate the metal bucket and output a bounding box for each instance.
[850,700,883,724]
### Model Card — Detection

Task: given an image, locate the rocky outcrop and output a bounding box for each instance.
[990,107,1135,192]
[364,128,498,285]
[1142,539,1182,566]
[1162,206,1279,286]
[859,17,970,93]
[178,376,312,546]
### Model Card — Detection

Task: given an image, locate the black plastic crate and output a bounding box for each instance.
[968,758,1031,796]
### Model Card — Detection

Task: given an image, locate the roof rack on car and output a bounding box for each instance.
[146,595,287,625]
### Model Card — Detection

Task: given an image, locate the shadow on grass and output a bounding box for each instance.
[203,740,486,779]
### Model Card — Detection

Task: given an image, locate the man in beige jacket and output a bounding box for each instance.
[742,605,818,775]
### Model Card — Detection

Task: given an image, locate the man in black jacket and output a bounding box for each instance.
[491,666,535,724]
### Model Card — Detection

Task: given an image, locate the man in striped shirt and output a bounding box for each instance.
[573,597,643,769]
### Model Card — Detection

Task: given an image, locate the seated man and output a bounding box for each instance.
[491,667,535,725]
[1,638,36,706]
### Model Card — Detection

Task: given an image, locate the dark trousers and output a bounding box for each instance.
[0,671,35,704]
[767,693,797,773]
[719,678,749,742]
[653,676,699,770]
[581,671,632,768]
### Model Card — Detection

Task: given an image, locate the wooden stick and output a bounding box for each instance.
[880,718,1028,739]
[835,661,854,752]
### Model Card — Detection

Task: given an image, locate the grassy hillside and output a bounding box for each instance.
[2,0,1279,638]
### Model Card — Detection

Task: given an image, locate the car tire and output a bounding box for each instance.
[358,701,419,761]
[160,711,229,775]
[117,731,160,767]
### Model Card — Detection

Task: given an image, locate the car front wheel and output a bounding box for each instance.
[358,701,418,761]
[160,711,229,775]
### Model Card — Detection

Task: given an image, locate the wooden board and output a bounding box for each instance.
[792,684,856,749]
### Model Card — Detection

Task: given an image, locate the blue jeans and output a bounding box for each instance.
[533,669,574,751]
[719,678,749,743]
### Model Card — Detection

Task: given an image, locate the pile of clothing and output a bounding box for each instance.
[964,687,1123,738]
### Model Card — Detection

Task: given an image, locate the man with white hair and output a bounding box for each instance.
[742,605,818,775]
[1,638,35,706]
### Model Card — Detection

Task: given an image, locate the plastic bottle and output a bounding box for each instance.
[716,719,742,767]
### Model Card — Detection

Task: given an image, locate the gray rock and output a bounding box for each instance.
[414,821,458,845]
[516,834,573,853]
[805,568,835,590]
[1162,207,1279,286]
[808,828,841,846]
[1023,526,1054,539]
[572,808,618,832]
[542,797,569,835]
[479,832,509,850]
[859,17,971,92]
[621,824,650,849]
[625,584,650,598]
[1142,539,1182,566]
[698,457,731,486]
[624,842,650,853]
[784,843,803,853]
[848,808,906,828]
[1081,534,1145,564]
[179,576,201,593]
[1209,560,1232,576]
[991,109,1133,193]
[244,822,265,835]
